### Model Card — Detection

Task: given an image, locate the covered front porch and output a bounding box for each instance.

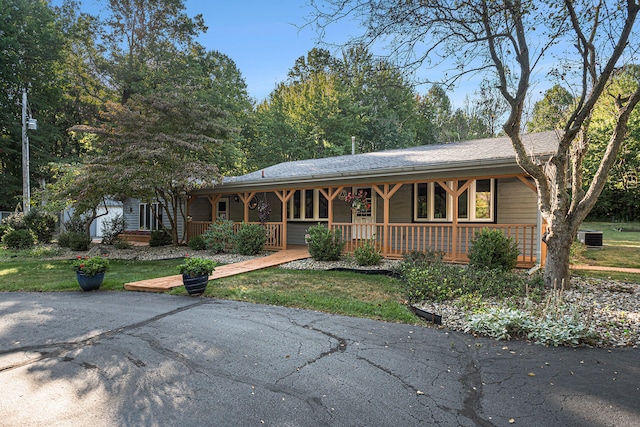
[186,175,544,267]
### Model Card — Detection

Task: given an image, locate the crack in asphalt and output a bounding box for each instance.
[137,332,334,425]
[457,344,495,427]
[0,300,209,372]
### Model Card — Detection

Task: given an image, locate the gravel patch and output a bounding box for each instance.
[53,244,639,348]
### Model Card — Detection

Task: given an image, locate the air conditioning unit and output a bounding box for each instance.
[577,230,603,247]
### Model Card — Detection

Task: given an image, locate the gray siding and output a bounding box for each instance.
[389,184,412,223]
[497,178,538,224]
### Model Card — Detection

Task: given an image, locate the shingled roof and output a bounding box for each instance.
[217,131,558,191]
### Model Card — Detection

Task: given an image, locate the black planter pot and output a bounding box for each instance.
[76,271,105,291]
[182,274,209,295]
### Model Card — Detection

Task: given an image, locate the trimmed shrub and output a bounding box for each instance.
[150,229,172,247]
[101,213,125,245]
[353,241,383,266]
[67,232,91,251]
[203,219,235,253]
[24,209,57,243]
[114,238,133,249]
[2,228,35,250]
[234,223,267,255]
[188,234,207,251]
[306,224,345,261]
[468,228,520,272]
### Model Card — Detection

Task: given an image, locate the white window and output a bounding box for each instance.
[414,179,494,222]
[288,189,329,221]
[139,203,162,230]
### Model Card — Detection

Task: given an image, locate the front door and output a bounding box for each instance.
[351,187,375,239]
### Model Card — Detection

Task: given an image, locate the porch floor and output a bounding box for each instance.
[123,246,310,293]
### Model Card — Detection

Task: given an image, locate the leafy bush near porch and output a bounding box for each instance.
[306,224,345,261]
[468,228,520,272]
[24,209,57,243]
[188,234,207,251]
[203,219,235,253]
[150,229,172,247]
[353,241,383,266]
[58,231,91,251]
[235,223,266,255]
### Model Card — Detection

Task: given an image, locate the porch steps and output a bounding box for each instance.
[123,247,310,293]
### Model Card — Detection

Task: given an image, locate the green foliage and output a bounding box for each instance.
[401,259,543,304]
[466,308,597,346]
[203,219,235,253]
[466,309,533,341]
[234,223,266,255]
[114,239,132,249]
[403,262,466,302]
[526,84,574,132]
[306,224,345,261]
[23,209,57,243]
[101,213,125,245]
[570,241,587,264]
[468,228,520,272]
[63,215,87,233]
[0,0,65,211]
[2,212,28,230]
[188,234,207,251]
[177,256,217,277]
[353,241,383,266]
[0,224,11,240]
[72,255,110,277]
[394,250,444,276]
[2,229,36,250]
[60,231,91,251]
[150,229,172,247]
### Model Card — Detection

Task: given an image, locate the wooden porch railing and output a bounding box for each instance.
[187,221,283,250]
[332,222,538,265]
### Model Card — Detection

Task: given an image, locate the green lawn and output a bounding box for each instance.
[169,268,416,323]
[0,257,182,292]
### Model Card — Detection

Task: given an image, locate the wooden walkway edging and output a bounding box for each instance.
[123,247,310,293]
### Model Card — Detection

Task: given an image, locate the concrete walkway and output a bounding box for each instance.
[124,247,310,292]
[571,264,640,274]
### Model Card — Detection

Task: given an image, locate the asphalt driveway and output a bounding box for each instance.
[0,292,637,426]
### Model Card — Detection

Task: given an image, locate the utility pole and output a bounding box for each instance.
[21,88,35,213]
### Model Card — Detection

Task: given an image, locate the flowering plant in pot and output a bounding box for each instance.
[177,255,217,295]
[72,255,110,291]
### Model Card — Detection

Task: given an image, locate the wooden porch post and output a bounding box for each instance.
[275,190,295,250]
[319,186,344,237]
[372,184,402,257]
[208,194,221,220]
[437,180,472,262]
[238,192,256,223]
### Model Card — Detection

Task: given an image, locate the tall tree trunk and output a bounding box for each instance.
[543,222,574,288]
